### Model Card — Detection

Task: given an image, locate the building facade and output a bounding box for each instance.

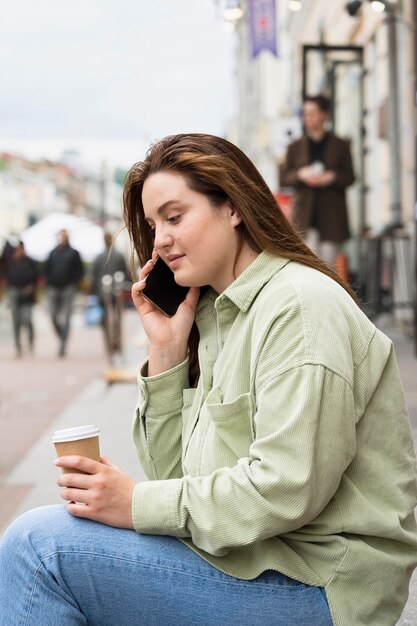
[227,0,416,238]
[0,153,124,241]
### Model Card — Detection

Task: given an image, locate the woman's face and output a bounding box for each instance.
[142,171,242,293]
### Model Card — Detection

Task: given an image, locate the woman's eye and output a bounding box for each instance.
[167,215,180,224]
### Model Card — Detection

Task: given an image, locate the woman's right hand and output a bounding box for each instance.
[131,250,200,375]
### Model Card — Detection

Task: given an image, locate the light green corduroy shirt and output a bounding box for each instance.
[132,251,417,626]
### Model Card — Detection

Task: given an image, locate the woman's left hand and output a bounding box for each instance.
[55,455,136,529]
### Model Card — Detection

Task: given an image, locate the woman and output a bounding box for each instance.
[0,134,416,626]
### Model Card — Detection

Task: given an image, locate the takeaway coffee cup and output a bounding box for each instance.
[52,424,100,474]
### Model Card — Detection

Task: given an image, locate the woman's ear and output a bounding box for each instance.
[229,202,242,227]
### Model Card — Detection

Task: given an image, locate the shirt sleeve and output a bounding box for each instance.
[133,358,189,482]
[132,363,357,557]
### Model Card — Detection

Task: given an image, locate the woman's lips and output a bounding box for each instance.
[167,254,184,270]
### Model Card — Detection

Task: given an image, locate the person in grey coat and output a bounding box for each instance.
[89,231,131,359]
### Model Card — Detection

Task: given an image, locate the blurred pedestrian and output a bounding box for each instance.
[0,238,15,301]
[280,95,355,267]
[5,240,38,357]
[44,228,84,357]
[88,231,130,361]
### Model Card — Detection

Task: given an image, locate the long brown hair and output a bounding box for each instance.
[123,133,359,384]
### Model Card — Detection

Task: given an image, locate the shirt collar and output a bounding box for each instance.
[196,251,290,319]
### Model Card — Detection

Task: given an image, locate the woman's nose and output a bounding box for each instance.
[153,226,173,250]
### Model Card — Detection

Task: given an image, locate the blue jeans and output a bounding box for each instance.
[0,506,333,626]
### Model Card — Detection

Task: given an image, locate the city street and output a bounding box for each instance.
[0,1,416,623]
[0,296,416,623]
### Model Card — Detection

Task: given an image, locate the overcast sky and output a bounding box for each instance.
[0,0,236,170]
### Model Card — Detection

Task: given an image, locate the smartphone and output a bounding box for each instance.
[142,258,190,317]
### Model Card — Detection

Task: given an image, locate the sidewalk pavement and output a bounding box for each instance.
[0,302,416,624]
[0,300,148,534]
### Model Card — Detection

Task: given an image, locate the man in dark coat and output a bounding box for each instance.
[280,95,355,266]
[44,228,84,357]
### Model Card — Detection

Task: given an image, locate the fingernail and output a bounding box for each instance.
[54,458,60,465]
[146,259,154,265]
[136,278,146,285]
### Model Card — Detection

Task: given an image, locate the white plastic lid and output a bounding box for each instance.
[51,424,100,443]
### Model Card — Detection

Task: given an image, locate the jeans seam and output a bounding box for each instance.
[41,550,318,593]
[23,561,45,626]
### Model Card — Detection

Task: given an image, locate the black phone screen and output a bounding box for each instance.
[142,258,190,317]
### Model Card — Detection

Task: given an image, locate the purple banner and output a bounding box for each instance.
[248,0,278,58]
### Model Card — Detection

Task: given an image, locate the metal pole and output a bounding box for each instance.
[99,160,107,226]
[413,0,417,356]
[385,4,402,228]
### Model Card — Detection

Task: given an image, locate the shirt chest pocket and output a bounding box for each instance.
[200,391,255,473]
